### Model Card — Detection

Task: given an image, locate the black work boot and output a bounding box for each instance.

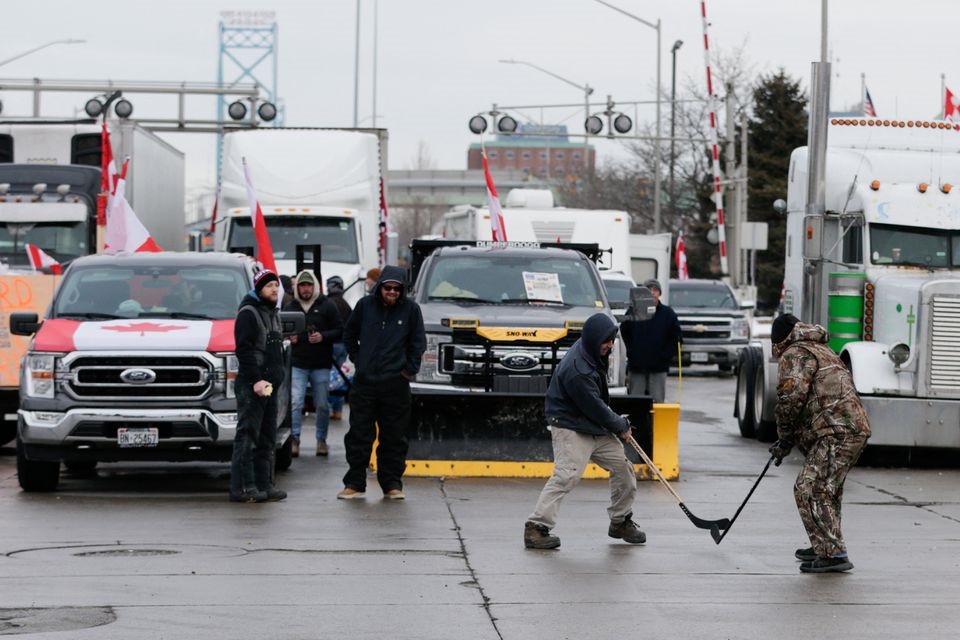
[524,521,561,549]
[608,513,646,544]
[800,556,854,573]
[795,546,816,561]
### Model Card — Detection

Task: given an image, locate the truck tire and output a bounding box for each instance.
[751,355,778,442]
[17,439,60,492]
[735,348,757,438]
[0,423,15,447]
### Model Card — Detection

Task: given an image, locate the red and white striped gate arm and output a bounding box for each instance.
[700,0,729,276]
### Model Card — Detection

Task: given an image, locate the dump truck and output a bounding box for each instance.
[401,239,676,478]
[0,118,185,445]
[9,251,303,491]
[735,62,960,448]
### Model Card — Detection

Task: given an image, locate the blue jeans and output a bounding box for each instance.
[329,343,347,413]
[291,366,330,442]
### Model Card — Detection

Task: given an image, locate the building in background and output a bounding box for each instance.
[467,124,595,180]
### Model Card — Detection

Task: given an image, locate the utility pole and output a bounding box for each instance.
[724,83,739,287]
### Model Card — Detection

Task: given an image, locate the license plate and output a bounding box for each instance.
[690,352,709,363]
[117,427,159,448]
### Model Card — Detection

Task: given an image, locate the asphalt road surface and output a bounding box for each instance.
[1,368,958,639]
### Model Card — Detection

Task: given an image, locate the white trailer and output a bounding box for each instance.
[215,128,389,307]
[736,69,960,448]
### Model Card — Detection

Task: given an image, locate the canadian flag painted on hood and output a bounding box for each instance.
[34,319,236,353]
[104,158,162,254]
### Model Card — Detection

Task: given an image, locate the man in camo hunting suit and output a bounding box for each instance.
[768,314,871,574]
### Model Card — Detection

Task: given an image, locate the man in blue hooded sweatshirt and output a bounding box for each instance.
[524,312,646,549]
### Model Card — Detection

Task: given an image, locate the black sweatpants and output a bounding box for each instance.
[342,376,411,493]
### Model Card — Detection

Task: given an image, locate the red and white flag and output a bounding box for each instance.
[378,177,389,268]
[675,231,689,280]
[103,158,162,254]
[98,122,118,226]
[25,243,62,274]
[482,151,508,242]
[242,158,284,307]
[945,87,959,123]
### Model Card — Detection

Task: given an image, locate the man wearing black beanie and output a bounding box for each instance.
[768,313,871,573]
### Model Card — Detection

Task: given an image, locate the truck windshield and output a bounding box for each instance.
[228,216,359,264]
[423,253,604,307]
[869,223,956,268]
[671,283,737,309]
[0,221,88,267]
[54,265,249,320]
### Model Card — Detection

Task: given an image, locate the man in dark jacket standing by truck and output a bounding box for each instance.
[769,313,871,573]
[339,265,426,500]
[524,312,646,549]
[620,279,682,403]
[230,269,287,503]
[283,269,343,457]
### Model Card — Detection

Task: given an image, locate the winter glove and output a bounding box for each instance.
[769,439,793,466]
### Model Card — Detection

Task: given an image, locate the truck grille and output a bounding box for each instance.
[442,343,565,392]
[929,295,960,391]
[67,356,213,400]
[678,317,734,342]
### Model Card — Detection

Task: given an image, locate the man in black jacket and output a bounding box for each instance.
[339,265,426,500]
[230,269,287,503]
[620,279,682,403]
[283,270,343,457]
[524,313,646,549]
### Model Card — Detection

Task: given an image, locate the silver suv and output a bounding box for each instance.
[669,278,751,372]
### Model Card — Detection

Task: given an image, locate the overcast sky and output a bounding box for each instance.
[2,0,957,206]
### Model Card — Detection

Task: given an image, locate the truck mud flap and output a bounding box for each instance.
[394,391,679,479]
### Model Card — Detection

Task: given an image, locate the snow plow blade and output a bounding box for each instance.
[395,391,679,480]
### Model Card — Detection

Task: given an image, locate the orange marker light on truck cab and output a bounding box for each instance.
[918,183,929,193]
[870,180,881,191]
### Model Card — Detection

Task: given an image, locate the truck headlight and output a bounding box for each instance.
[215,353,240,398]
[24,354,62,399]
[417,333,450,383]
[888,342,910,366]
[731,317,749,339]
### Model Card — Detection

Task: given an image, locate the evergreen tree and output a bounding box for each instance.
[747,70,808,308]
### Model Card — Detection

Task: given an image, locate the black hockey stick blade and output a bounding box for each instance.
[679,502,731,535]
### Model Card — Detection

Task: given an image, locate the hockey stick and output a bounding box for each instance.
[711,455,774,544]
[624,433,731,538]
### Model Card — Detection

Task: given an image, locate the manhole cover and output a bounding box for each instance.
[74,548,180,557]
[0,607,115,635]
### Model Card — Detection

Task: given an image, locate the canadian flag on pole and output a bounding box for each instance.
[103,158,162,254]
[945,88,959,123]
[25,244,62,274]
[675,231,689,280]
[98,122,118,226]
[242,158,284,307]
[481,151,508,242]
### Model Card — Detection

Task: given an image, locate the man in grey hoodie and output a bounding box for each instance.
[524,312,646,549]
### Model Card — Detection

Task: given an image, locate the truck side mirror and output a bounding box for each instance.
[278,310,306,337]
[10,312,41,336]
[625,287,657,321]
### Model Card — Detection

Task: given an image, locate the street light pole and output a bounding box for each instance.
[498,58,593,176]
[0,38,85,68]
[669,40,683,230]
[594,0,662,233]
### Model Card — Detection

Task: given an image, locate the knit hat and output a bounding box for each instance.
[326,275,344,294]
[643,278,662,293]
[253,269,279,294]
[771,313,799,345]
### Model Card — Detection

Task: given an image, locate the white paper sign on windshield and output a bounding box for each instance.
[522,271,563,303]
